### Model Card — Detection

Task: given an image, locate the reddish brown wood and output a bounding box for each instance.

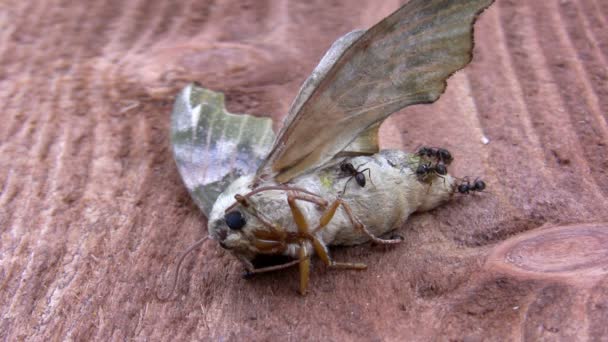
[1,0,607,340]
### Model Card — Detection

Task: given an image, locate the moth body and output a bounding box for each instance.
[209,149,454,269]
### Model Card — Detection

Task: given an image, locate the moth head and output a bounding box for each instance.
[208,175,273,263]
[158,175,275,301]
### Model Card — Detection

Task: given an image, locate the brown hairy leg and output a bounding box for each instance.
[242,189,390,295]
[237,188,330,289]
[244,258,301,274]
[287,194,367,295]
[287,194,312,295]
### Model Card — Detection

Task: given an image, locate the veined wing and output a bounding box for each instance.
[258,0,494,183]
[171,84,275,216]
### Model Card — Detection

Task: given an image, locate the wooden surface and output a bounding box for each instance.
[1,0,607,340]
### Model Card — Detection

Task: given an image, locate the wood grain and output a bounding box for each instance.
[1,0,607,340]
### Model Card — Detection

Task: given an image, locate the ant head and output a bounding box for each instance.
[416,163,430,176]
[457,183,470,194]
[340,161,355,173]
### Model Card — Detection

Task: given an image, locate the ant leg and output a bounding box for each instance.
[341,176,354,195]
[441,174,448,187]
[424,174,448,196]
[432,173,447,190]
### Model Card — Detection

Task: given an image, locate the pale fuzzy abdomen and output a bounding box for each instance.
[208,149,455,261]
[289,149,455,246]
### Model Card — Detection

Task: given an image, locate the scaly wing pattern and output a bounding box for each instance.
[171,84,275,216]
[258,0,494,183]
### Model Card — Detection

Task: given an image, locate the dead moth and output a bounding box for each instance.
[168,0,494,296]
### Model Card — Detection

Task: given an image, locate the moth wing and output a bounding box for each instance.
[276,29,382,159]
[339,122,381,156]
[171,84,275,216]
[258,0,494,183]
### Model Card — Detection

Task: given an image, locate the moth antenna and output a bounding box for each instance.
[235,194,249,207]
[225,185,325,213]
[156,236,210,301]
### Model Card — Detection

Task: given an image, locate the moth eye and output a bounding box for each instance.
[225,211,246,230]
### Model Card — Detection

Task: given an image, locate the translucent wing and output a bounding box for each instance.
[258,0,494,183]
[171,84,275,216]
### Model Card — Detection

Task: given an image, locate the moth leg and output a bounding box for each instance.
[305,200,367,269]
[287,194,366,293]
[309,234,367,270]
[287,194,314,295]
[298,245,311,295]
[288,193,328,208]
[313,198,402,244]
[287,194,312,235]
[245,258,301,274]
[250,192,324,255]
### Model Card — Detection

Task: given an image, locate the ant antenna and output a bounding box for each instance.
[156,236,210,301]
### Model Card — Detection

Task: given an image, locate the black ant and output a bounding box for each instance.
[414,146,452,184]
[416,146,453,165]
[340,161,372,194]
[415,162,447,182]
[456,177,486,194]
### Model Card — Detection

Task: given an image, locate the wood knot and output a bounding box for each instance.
[487,223,608,285]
